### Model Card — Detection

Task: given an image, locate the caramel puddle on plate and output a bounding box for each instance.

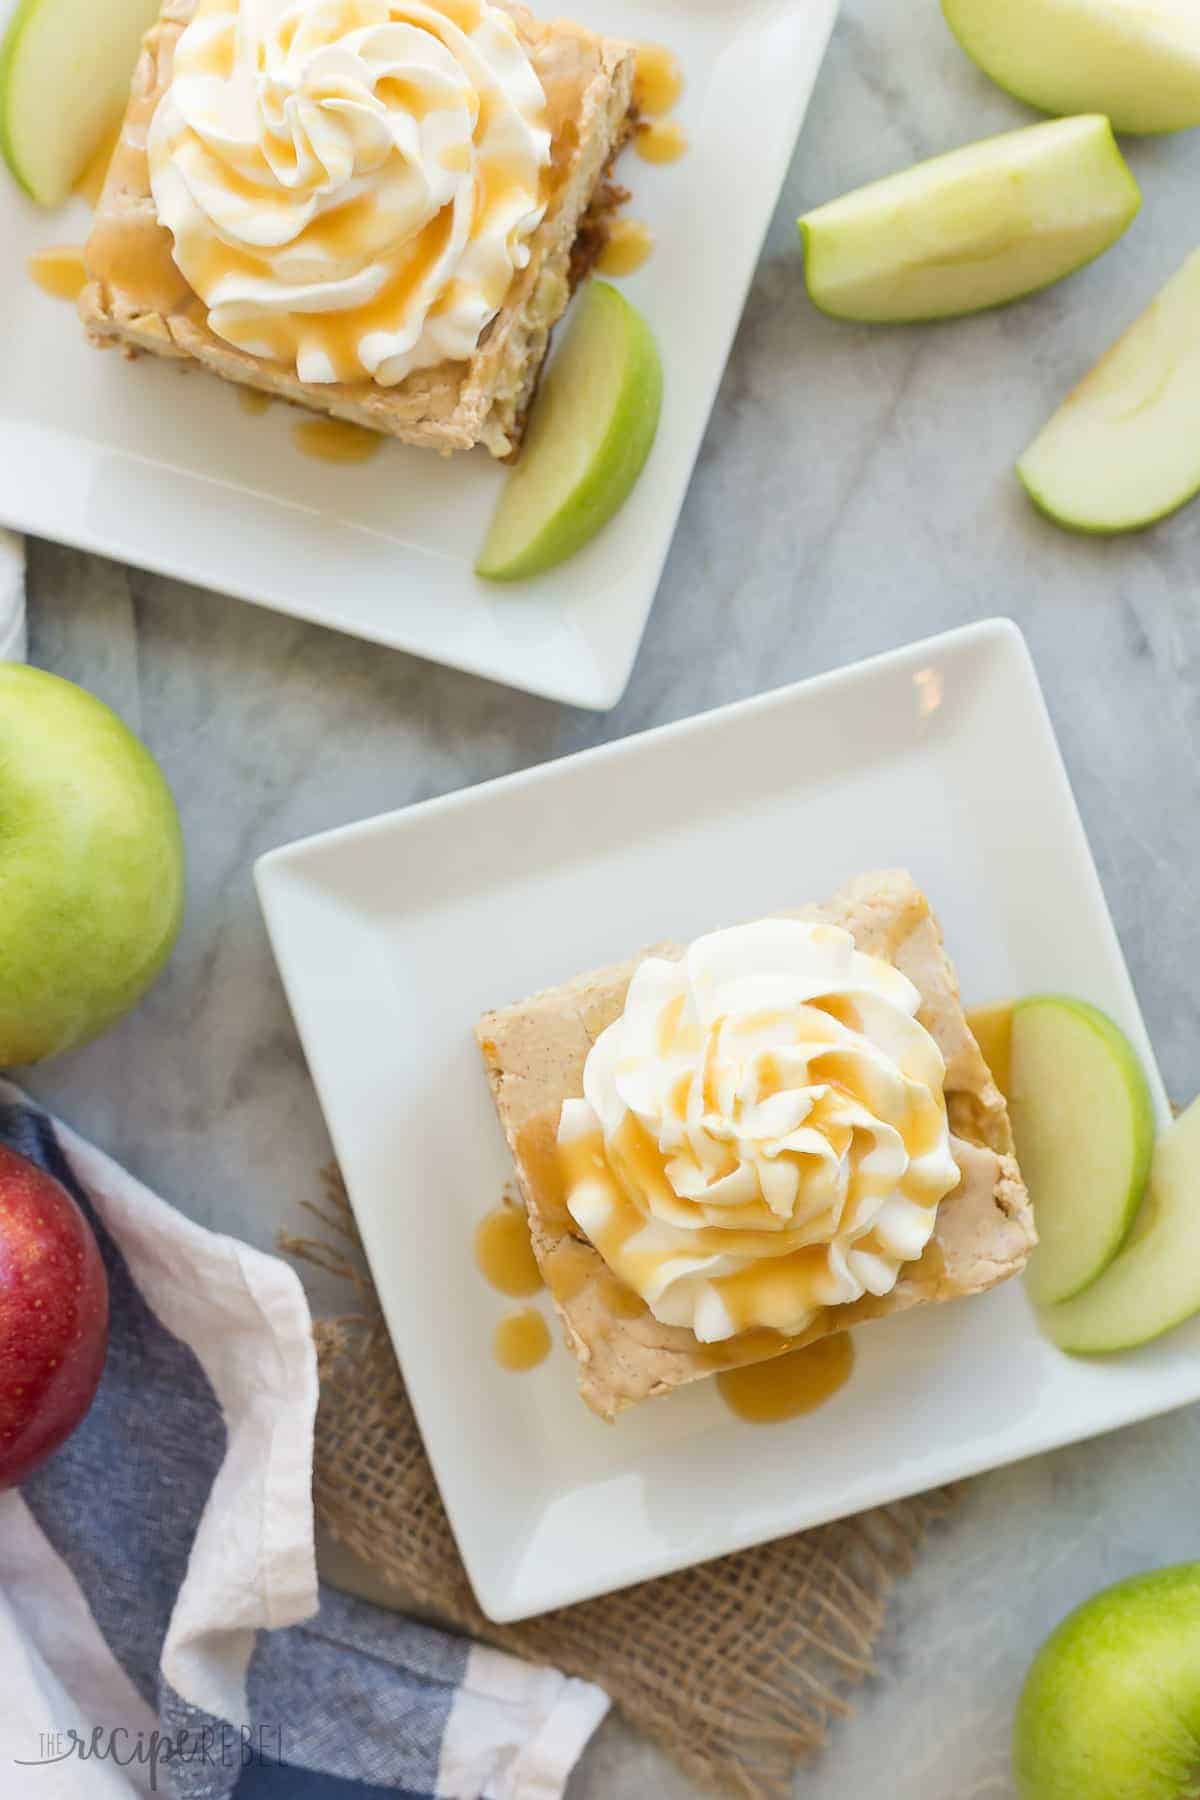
[718,1333,855,1424]
[75,120,123,208]
[597,218,655,277]
[634,42,683,116]
[239,389,272,416]
[635,120,689,165]
[291,418,382,463]
[493,1309,551,1371]
[966,1002,1013,1101]
[475,1203,543,1298]
[28,246,88,302]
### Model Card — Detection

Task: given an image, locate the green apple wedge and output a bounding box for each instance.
[476,281,662,581]
[1018,250,1200,534]
[797,116,1140,325]
[1010,996,1155,1306]
[1042,1094,1200,1353]
[1014,1566,1200,1800]
[943,0,1200,137]
[0,0,158,206]
[0,665,185,1065]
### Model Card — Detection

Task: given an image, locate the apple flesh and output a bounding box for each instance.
[1041,1093,1200,1353]
[1014,1565,1200,1800]
[1018,250,1200,535]
[797,116,1140,324]
[0,665,185,1065]
[1010,996,1155,1306]
[943,0,1200,137]
[476,280,662,581]
[0,1144,108,1488]
[0,0,158,206]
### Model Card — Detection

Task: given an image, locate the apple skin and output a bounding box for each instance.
[942,0,1200,138]
[797,116,1139,325]
[0,0,159,206]
[1011,995,1155,1307]
[1014,1566,1200,1800]
[1042,1092,1200,1353]
[0,1144,108,1489]
[0,665,185,1066]
[476,281,662,581]
[1017,249,1200,537]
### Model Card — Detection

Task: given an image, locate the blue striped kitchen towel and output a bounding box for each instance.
[0,1082,608,1799]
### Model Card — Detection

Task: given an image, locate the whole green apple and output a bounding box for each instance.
[1014,1566,1200,1799]
[0,664,185,1064]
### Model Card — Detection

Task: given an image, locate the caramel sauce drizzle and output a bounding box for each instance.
[291,418,382,463]
[493,1308,551,1371]
[965,1004,1013,1102]
[635,120,689,165]
[28,247,88,302]
[475,1203,543,1298]
[717,1334,855,1424]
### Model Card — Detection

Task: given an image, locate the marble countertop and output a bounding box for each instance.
[22,0,1200,1793]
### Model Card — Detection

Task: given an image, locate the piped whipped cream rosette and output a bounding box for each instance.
[147,0,552,384]
[558,919,962,1343]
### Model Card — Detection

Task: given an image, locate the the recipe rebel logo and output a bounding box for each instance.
[15,1723,286,1790]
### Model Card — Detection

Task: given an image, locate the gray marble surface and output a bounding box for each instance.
[20,0,1200,1794]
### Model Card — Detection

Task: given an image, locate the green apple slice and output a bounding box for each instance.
[797,116,1140,324]
[1018,250,1200,535]
[0,0,158,206]
[1043,1095,1200,1353]
[943,0,1200,137]
[1010,996,1155,1307]
[476,281,662,582]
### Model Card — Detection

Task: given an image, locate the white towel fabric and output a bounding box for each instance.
[0,1087,608,1800]
[0,529,25,662]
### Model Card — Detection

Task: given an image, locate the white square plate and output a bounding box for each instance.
[257,619,1179,1623]
[0,0,838,709]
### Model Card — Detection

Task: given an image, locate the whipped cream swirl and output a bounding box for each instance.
[558,919,961,1343]
[147,0,551,384]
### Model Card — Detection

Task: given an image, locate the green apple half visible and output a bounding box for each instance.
[476,280,662,581]
[797,116,1139,324]
[1010,996,1154,1307]
[1042,1094,1200,1353]
[0,665,185,1065]
[1018,249,1200,535]
[1014,1565,1200,1800]
[943,0,1200,137]
[0,0,158,206]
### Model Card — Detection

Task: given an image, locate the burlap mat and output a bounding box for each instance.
[286,1174,954,1799]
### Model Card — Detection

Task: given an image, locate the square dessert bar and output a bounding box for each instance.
[79,0,635,457]
[477,870,1036,1420]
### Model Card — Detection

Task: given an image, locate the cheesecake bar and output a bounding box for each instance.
[80,0,635,458]
[477,870,1036,1421]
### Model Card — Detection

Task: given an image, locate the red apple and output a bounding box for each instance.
[0,1144,108,1488]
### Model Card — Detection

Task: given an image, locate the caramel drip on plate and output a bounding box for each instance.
[28,247,88,302]
[238,389,272,415]
[717,1334,855,1424]
[595,215,655,279]
[966,1004,1013,1101]
[493,1308,551,1371]
[291,419,382,463]
[475,1204,543,1297]
[633,43,683,116]
[636,120,688,165]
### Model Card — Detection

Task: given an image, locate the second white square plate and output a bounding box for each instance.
[257,620,1181,1623]
[0,0,838,708]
